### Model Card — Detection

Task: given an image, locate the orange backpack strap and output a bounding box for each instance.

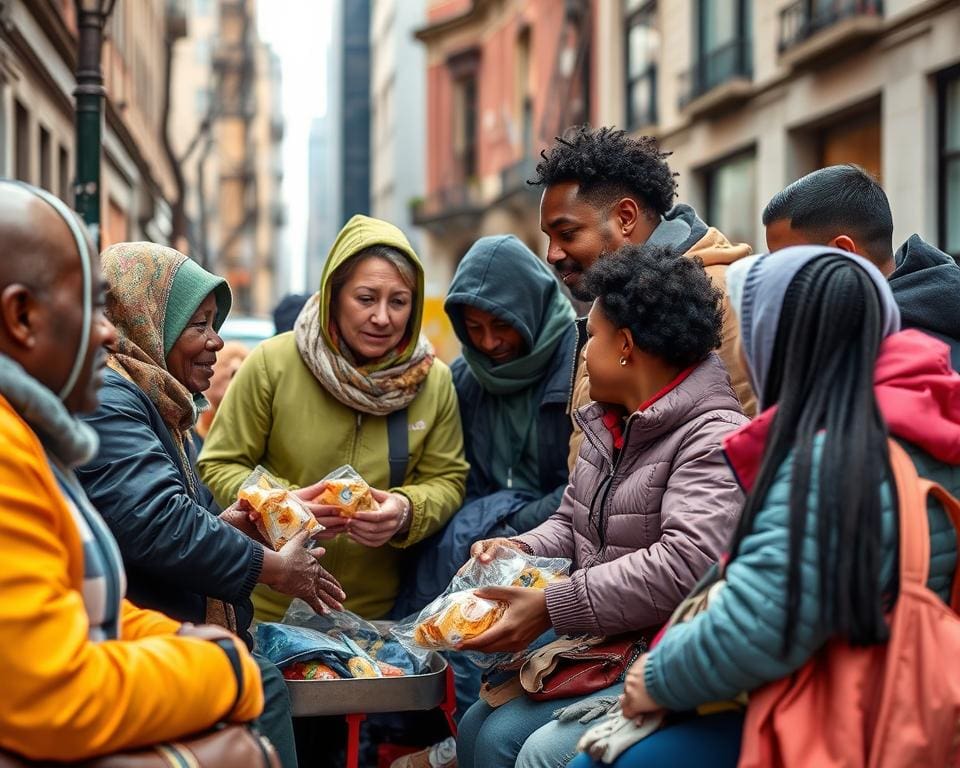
[888,439,960,612]
[888,440,932,589]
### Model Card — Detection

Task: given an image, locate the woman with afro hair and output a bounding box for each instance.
[454,244,748,768]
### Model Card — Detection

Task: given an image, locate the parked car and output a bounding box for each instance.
[218,316,275,349]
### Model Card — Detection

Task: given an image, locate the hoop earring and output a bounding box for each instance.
[619,356,627,367]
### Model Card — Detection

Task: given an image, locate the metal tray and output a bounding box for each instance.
[286,653,447,717]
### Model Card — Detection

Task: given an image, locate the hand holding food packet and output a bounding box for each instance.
[237,465,323,550]
[392,546,570,660]
[311,464,379,517]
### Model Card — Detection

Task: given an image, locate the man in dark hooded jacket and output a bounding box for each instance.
[764,164,960,369]
[396,235,577,615]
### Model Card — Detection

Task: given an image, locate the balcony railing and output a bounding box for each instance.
[779,0,883,54]
[411,181,485,226]
[679,38,752,110]
[499,155,539,199]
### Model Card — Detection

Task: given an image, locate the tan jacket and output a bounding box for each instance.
[567,228,755,470]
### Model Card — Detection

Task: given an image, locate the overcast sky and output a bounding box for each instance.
[258,0,333,293]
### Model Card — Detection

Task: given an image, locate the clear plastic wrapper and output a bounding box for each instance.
[391,545,571,663]
[283,599,427,675]
[237,465,321,550]
[311,464,380,518]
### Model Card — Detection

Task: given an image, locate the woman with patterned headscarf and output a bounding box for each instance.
[198,215,469,623]
[77,242,344,768]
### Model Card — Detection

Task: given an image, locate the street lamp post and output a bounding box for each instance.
[73,0,116,249]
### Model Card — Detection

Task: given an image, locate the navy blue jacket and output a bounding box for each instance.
[77,371,263,640]
[451,322,577,530]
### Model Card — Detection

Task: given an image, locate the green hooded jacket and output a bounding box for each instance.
[197,215,468,621]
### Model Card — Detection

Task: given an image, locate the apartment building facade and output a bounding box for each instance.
[594,0,960,256]
[170,0,285,316]
[413,0,591,291]
[0,0,178,246]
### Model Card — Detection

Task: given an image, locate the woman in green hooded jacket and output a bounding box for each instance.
[198,215,469,621]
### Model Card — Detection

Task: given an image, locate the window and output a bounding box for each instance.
[704,148,757,249]
[939,65,960,258]
[59,144,71,203]
[447,48,480,184]
[625,1,658,129]
[695,0,751,94]
[453,75,478,180]
[15,100,30,183]
[39,125,51,192]
[516,26,532,155]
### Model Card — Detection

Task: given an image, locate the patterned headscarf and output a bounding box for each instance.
[101,242,215,433]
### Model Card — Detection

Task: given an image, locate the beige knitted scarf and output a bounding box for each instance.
[294,293,435,416]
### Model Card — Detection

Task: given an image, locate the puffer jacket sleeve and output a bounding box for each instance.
[512,480,577,557]
[198,343,291,506]
[0,419,263,761]
[643,441,842,711]
[391,363,469,548]
[543,416,745,637]
[78,377,263,605]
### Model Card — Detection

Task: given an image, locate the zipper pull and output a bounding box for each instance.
[507,467,513,489]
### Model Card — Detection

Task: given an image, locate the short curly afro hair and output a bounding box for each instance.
[530,125,678,215]
[581,244,723,368]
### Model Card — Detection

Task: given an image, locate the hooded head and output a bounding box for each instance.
[445,235,575,395]
[102,242,231,431]
[314,215,424,368]
[726,245,900,409]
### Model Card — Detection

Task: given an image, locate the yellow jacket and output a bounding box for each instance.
[0,394,263,761]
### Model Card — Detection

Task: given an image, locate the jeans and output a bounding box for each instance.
[255,653,298,768]
[457,684,624,768]
[565,710,744,768]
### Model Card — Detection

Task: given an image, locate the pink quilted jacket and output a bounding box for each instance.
[516,353,748,637]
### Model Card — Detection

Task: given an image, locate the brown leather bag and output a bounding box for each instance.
[0,724,280,768]
[519,633,649,702]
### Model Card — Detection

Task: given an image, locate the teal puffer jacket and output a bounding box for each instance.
[644,436,958,711]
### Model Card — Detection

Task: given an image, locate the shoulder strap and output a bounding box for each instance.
[888,439,960,610]
[387,408,409,489]
[888,439,933,589]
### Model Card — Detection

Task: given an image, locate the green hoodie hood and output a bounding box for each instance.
[317,214,425,367]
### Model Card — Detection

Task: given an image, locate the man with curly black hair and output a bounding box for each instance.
[531,126,756,468]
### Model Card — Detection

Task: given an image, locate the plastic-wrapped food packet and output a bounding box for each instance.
[412,591,505,648]
[238,465,321,550]
[312,464,379,518]
[391,545,572,662]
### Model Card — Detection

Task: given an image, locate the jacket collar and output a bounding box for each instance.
[0,353,99,468]
[577,353,741,466]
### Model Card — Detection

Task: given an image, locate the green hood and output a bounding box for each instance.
[317,214,425,367]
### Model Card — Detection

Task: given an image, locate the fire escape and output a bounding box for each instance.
[212,0,257,314]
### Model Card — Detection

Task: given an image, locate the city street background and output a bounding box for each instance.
[0,0,957,361]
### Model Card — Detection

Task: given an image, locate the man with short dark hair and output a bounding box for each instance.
[533,126,756,467]
[764,164,960,368]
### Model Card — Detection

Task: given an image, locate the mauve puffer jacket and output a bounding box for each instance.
[516,353,748,637]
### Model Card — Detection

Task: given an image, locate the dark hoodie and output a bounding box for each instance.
[392,237,577,617]
[889,234,960,370]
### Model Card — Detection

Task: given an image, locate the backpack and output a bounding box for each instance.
[739,439,960,767]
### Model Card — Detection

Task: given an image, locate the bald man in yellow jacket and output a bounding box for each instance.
[0,181,263,762]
